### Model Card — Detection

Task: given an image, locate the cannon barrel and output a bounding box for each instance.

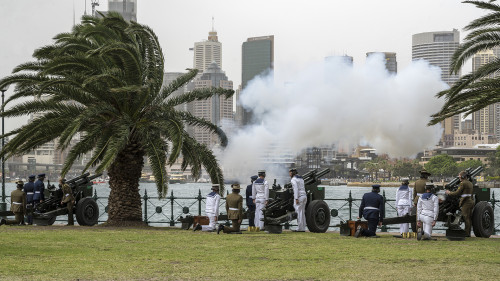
[445,166,483,190]
[304,168,330,185]
[282,168,330,189]
[66,172,90,185]
[69,173,102,189]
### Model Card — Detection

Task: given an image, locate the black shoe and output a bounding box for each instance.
[194,223,202,232]
[354,226,362,238]
[0,219,5,226]
[292,230,305,232]
[217,224,224,234]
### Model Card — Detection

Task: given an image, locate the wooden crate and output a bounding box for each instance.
[347,220,368,236]
[193,216,210,226]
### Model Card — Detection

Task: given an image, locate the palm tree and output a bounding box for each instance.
[429,1,500,125]
[0,13,233,225]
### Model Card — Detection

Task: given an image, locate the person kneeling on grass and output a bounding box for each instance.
[416,183,439,241]
[355,184,384,238]
[218,184,244,234]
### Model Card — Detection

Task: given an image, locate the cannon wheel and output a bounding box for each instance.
[76,197,99,226]
[305,200,330,233]
[472,201,494,238]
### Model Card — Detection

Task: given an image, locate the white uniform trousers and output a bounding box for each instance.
[397,205,411,234]
[421,214,434,238]
[254,200,266,229]
[294,196,307,231]
[201,215,216,231]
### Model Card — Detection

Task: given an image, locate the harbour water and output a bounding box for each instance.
[3,182,499,234]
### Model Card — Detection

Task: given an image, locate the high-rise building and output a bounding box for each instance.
[240,35,274,126]
[412,30,460,85]
[471,48,500,140]
[412,30,461,146]
[162,72,188,111]
[366,52,397,73]
[325,55,353,66]
[191,62,233,147]
[192,25,222,72]
[107,0,137,22]
[22,96,56,165]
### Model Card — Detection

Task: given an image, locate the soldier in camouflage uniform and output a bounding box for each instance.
[446,171,474,237]
[60,178,75,226]
[0,181,26,226]
[413,169,431,206]
[218,184,243,234]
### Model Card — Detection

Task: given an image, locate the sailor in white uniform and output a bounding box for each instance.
[252,170,269,229]
[395,178,413,235]
[417,183,439,240]
[194,184,220,232]
[290,168,307,232]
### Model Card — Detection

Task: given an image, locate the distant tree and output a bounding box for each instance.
[486,146,500,176]
[457,159,483,172]
[364,161,379,181]
[392,160,423,179]
[425,154,458,178]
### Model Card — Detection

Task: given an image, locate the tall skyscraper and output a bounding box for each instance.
[412,30,461,146]
[471,48,500,140]
[162,72,189,112]
[192,23,222,72]
[412,30,460,85]
[107,0,137,21]
[191,62,233,147]
[239,35,274,126]
[325,55,353,66]
[366,52,397,73]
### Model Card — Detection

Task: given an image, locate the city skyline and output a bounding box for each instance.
[0,0,487,134]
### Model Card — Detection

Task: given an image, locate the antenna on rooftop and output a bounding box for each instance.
[212,16,215,31]
[91,0,100,17]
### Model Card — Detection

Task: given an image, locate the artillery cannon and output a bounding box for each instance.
[263,168,331,234]
[382,166,495,239]
[33,173,101,226]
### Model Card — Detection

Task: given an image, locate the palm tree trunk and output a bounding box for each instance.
[107,142,145,225]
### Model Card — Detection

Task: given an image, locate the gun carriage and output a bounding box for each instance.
[32,173,101,226]
[380,166,495,239]
[263,168,331,234]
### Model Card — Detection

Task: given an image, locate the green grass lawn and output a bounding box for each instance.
[0,226,499,280]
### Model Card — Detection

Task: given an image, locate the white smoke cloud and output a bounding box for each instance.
[220,54,447,183]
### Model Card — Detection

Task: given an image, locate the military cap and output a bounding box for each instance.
[372,184,381,189]
[28,175,36,179]
[231,183,241,190]
[258,170,266,173]
[289,168,297,173]
[250,175,258,181]
[401,178,409,185]
[211,184,220,190]
[16,180,24,185]
[37,173,46,178]
[420,169,431,176]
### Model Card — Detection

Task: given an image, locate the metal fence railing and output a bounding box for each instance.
[1,189,499,234]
